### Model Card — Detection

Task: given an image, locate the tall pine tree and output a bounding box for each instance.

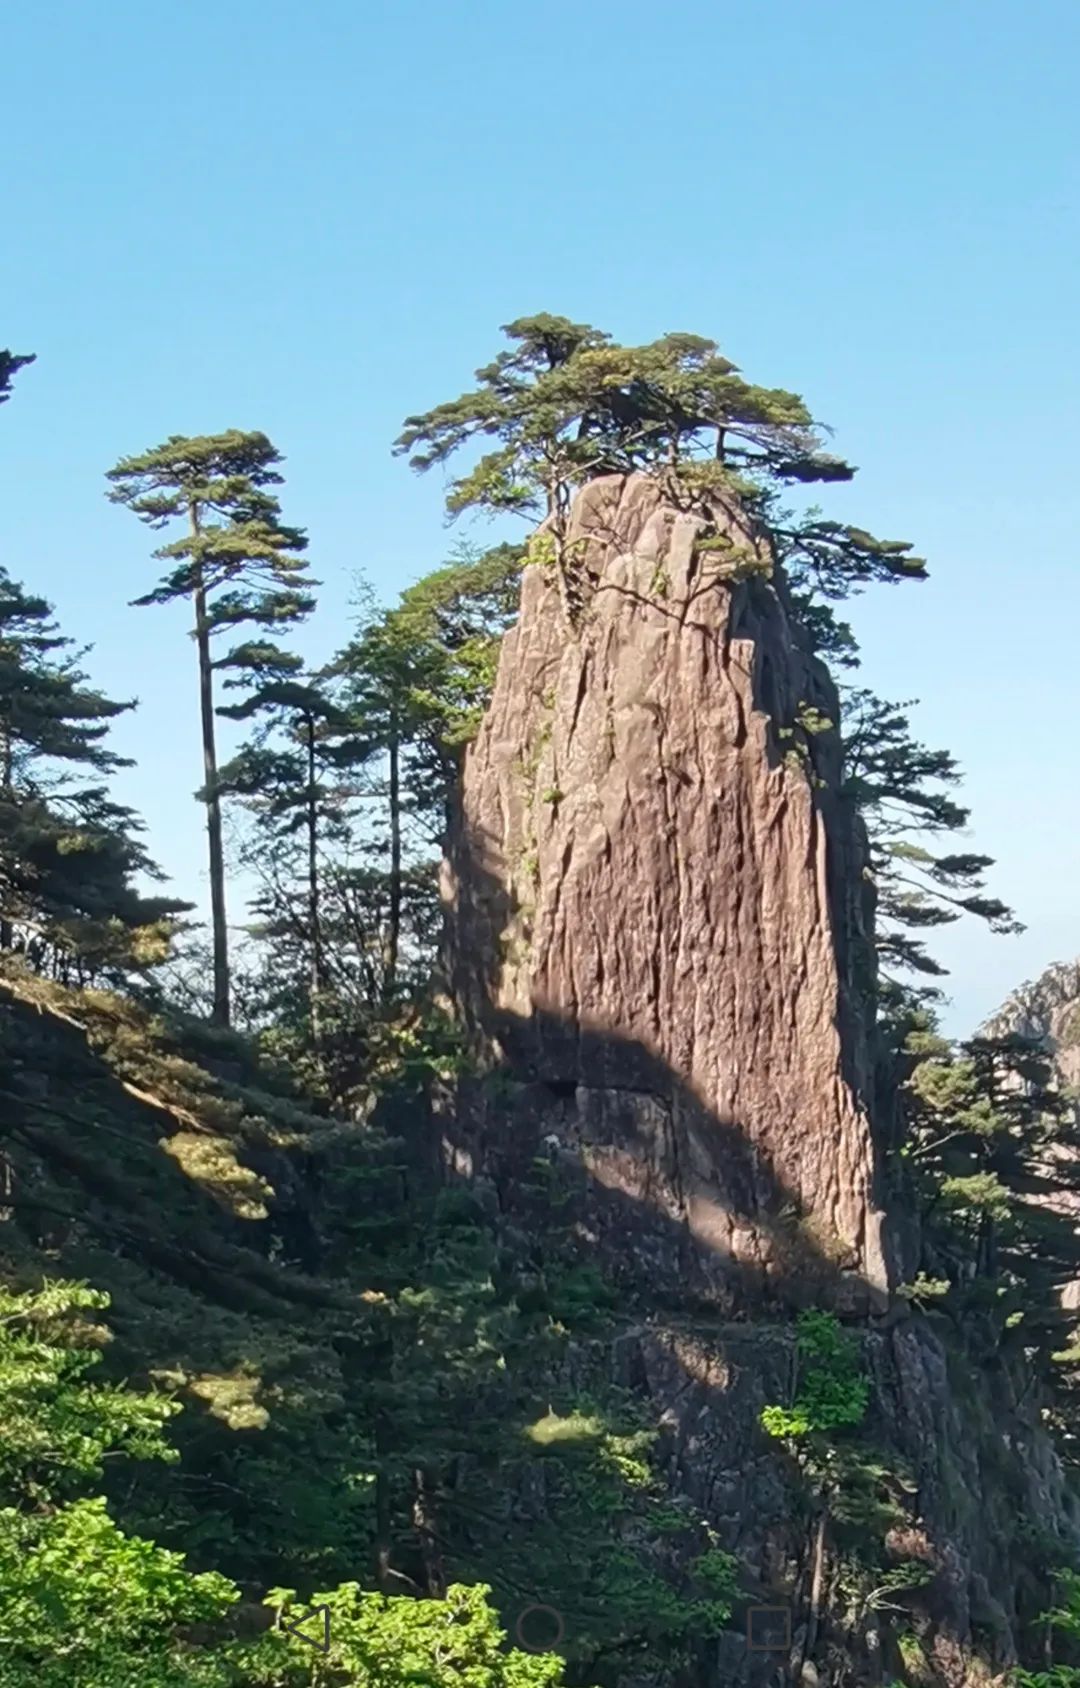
[841,688,1022,983]
[334,542,523,991]
[216,643,356,1054]
[106,432,315,1027]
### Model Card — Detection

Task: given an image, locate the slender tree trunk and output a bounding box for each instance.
[978,1211,997,1279]
[384,710,401,997]
[799,1504,829,1675]
[412,1467,446,1597]
[547,478,578,634]
[864,1609,882,1685]
[191,528,230,1027]
[0,723,13,950]
[0,1146,14,1222]
[305,712,324,1047]
[373,1412,395,1592]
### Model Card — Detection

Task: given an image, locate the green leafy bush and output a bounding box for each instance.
[761,1310,869,1442]
[0,1280,179,1499]
[0,1278,574,1688]
[248,1583,570,1688]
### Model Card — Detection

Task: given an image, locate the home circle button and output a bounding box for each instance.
[514,1604,565,1653]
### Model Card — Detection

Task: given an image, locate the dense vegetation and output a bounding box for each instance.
[2,322,1079,1685]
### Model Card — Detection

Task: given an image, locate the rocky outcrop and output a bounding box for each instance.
[439,473,1080,1686]
[983,959,1080,1310]
[983,957,1080,1104]
[443,472,890,1309]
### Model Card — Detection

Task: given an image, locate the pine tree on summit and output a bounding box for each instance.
[396,315,926,628]
[106,431,315,1027]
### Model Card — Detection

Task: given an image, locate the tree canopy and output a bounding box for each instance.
[0,350,34,406]
[842,687,1022,982]
[0,565,185,978]
[106,431,315,1026]
[396,315,926,628]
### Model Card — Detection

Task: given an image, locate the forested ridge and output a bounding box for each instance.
[2,323,1080,1687]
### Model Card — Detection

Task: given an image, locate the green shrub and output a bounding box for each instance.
[761,1310,869,1442]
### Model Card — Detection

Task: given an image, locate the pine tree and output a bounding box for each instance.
[395,316,858,516]
[340,617,420,1002]
[396,316,925,626]
[216,643,356,1053]
[105,432,315,1027]
[0,348,34,406]
[333,543,523,995]
[213,543,524,1107]
[338,543,523,838]
[902,1023,1080,1384]
[841,688,1022,981]
[0,566,184,977]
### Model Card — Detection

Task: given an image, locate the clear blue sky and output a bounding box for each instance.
[3,0,1078,1033]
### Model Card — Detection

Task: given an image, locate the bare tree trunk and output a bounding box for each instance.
[0,1146,14,1222]
[305,712,323,1047]
[191,530,230,1027]
[549,478,580,635]
[412,1468,446,1597]
[374,1415,393,1592]
[384,712,401,997]
[0,724,13,950]
[799,1505,829,1678]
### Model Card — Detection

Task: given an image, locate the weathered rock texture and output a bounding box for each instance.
[440,474,1080,1686]
[444,472,889,1307]
[983,957,1080,1103]
[984,958,1080,1306]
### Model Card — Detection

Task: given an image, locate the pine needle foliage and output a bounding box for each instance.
[106,432,316,1027]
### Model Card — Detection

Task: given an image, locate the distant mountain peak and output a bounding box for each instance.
[982,957,1080,1094]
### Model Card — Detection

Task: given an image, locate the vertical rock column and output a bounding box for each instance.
[442,473,890,1307]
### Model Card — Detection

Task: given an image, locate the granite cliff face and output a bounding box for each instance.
[443,472,890,1311]
[983,959,1080,1104]
[983,958,1080,1307]
[439,474,1080,1686]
